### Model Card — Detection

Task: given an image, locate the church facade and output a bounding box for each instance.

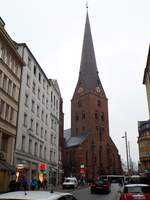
[63,12,122,180]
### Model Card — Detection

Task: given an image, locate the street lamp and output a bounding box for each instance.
[122,131,129,175]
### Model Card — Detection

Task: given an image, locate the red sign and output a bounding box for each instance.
[38,163,46,171]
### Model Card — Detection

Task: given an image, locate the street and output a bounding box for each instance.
[56,183,121,200]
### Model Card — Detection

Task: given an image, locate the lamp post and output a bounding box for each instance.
[122,132,129,175]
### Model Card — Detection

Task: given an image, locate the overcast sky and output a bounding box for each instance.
[1,0,150,164]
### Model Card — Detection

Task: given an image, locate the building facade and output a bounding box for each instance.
[64,12,122,180]
[138,46,150,172]
[14,43,62,185]
[0,18,24,192]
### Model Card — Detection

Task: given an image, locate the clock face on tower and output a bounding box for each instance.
[78,87,84,94]
[96,86,101,93]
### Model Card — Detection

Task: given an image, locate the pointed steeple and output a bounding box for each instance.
[77,11,106,96]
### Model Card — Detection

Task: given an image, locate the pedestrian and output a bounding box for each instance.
[37,179,41,190]
[31,177,37,191]
[21,176,28,191]
[9,179,16,191]
[42,178,47,190]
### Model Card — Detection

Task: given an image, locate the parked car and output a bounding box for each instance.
[62,177,78,189]
[119,184,150,200]
[90,179,111,194]
[0,191,78,200]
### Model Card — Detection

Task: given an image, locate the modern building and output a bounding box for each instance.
[63,11,122,180]
[0,17,24,192]
[14,43,62,185]
[138,46,150,172]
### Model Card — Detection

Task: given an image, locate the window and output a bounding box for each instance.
[8,79,12,95]
[50,150,52,161]
[97,100,101,106]
[42,94,45,104]
[101,112,104,121]
[10,107,13,122]
[43,79,45,89]
[75,114,79,121]
[34,65,36,76]
[30,118,33,130]
[37,105,40,117]
[45,114,48,125]
[6,51,10,66]
[40,145,42,158]
[15,65,18,76]
[3,74,7,91]
[41,127,43,138]
[56,100,58,110]
[29,139,32,154]
[38,73,41,83]
[95,111,98,119]
[82,111,85,119]
[28,57,31,69]
[0,100,5,116]
[32,82,36,93]
[26,74,30,87]
[44,147,46,160]
[51,119,54,129]
[34,142,38,156]
[51,91,53,102]
[78,101,82,107]
[50,135,53,144]
[38,88,40,99]
[54,151,56,162]
[54,121,56,130]
[1,46,5,60]
[45,130,47,140]
[25,94,29,107]
[46,99,48,108]
[36,123,39,135]
[23,113,27,127]
[31,99,35,112]
[5,104,9,120]
[46,84,48,94]
[21,136,25,151]
[0,70,2,87]
[12,84,16,98]
[41,110,44,121]
[54,95,55,107]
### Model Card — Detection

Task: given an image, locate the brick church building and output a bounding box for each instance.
[63,11,122,180]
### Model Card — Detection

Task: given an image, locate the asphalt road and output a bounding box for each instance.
[68,183,121,200]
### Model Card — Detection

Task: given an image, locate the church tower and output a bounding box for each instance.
[64,10,122,179]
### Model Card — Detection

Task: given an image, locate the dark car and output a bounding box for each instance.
[90,179,111,194]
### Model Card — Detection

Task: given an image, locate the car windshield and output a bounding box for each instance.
[95,180,103,185]
[65,179,74,182]
[124,186,150,194]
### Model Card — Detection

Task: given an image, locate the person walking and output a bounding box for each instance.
[37,179,41,190]
[31,177,37,191]
[42,178,47,190]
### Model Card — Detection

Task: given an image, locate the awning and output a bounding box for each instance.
[0,160,15,172]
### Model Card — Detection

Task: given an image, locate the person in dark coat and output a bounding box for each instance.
[37,179,41,190]
[9,179,16,191]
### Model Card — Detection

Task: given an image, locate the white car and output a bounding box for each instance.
[62,177,78,189]
[0,191,77,200]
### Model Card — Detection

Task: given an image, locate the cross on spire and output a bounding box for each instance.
[86,1,88,9]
